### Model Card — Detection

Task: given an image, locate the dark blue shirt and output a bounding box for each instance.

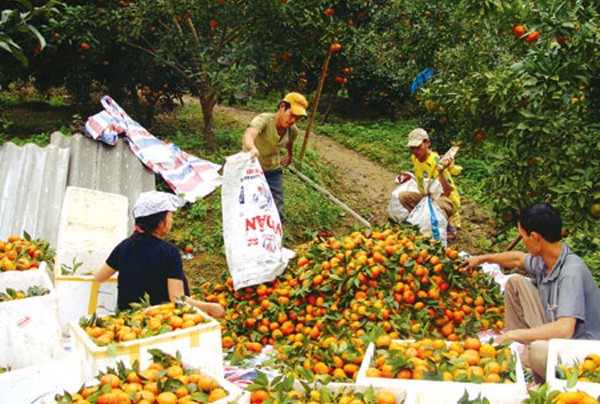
[106,234,189,310]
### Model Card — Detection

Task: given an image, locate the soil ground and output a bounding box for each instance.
[213,104,501,255]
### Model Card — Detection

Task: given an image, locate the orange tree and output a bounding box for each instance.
[414,0,600,232]
[29,0,392,146]
[0,0,63,130]
[340,2,460,120]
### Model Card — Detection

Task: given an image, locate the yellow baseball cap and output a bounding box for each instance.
[283,92,308,117]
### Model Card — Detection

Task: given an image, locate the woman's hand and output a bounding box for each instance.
[203,302,225,319]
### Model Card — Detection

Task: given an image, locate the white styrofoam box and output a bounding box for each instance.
[54,186,128,330]
[0,270,64,370]
[357,341,528,404]
[0,351,85,404]
[0,261,52,283]
[547,338,600,397]
[55,186,128,275]
[68,306,224,381]
[55,274,117,332]
[0,267,53,292]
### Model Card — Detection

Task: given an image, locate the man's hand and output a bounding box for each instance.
[248,147,260,159]
[466,255,485,268]
[281,154,292,167]
[493,332,511,345]
[437,156,454,172]
[204,302,225,319]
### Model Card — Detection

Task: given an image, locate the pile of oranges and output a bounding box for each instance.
[198,227,505,381]
[364,336,518,384]
[0,234,51,272]
[80,301,208,346]
[54,350,230,404]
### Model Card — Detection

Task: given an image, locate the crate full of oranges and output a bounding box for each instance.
[547,338,600,399]
[356,337,527,404]
[69,301,224,382]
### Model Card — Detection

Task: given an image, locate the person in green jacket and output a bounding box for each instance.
[242,92,308,224]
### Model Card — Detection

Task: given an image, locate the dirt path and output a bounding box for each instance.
[215,105,396,226]
[214,104,500,253]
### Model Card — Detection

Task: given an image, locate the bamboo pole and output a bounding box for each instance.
[299,46,333,161]
[288,165,372,229]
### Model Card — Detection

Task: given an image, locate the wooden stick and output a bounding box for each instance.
[299,46,333,161]
[288,165,372,229]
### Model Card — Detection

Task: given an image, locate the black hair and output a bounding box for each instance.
[280,100,291,111]
[518,203,562,243]
[131,211,168,242]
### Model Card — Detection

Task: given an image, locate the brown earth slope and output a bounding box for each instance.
[214,104,501,255]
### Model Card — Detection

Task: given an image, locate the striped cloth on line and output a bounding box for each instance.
[85,95,222,202]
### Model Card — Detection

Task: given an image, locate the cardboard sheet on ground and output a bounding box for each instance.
[221,152,294,290]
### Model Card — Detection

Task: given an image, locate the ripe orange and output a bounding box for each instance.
[375,391,397,404]
[100,373,121,388]
[332,367,347,379]
[479,343,497,358]
[196,374,219,392]
[166,365,183,379]
[461,349,481,366]
[484,361,502,375]
[207,388,228,402]
[375,334,392,348]
[250,389,271,404]
[222,335,234,349]
[314,361,330,375]
[464,336,482,351]
[365,367,382,378]
[484,373,502,383]
[156,391,178,404]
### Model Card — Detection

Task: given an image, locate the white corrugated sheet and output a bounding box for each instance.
[0,141,69,246]
[0,132,155,246]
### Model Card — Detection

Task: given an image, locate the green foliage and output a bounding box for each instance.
[0,0,62,68]
[417,0,600,234]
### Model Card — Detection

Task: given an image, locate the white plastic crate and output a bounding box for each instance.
[55,274,118,332]
[356,341,528,404]
[0,352,85,404]
[54,186,129,330]
[0,270,64,370]
[547,338,600,397]
[68,305,224,381]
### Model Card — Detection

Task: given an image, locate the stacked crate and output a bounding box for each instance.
[54,186,128,330]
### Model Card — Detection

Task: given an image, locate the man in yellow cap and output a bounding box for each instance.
[242,92,308,223]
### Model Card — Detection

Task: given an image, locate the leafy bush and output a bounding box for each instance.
[417,0,600,234]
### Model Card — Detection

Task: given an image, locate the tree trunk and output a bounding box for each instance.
[199,91,217,149]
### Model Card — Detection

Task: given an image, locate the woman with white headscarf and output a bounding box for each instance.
[94,191,224,318]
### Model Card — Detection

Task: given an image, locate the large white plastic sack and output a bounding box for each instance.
[221,152,293,290]
[407,195,448,245]
[387,176,419,222]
